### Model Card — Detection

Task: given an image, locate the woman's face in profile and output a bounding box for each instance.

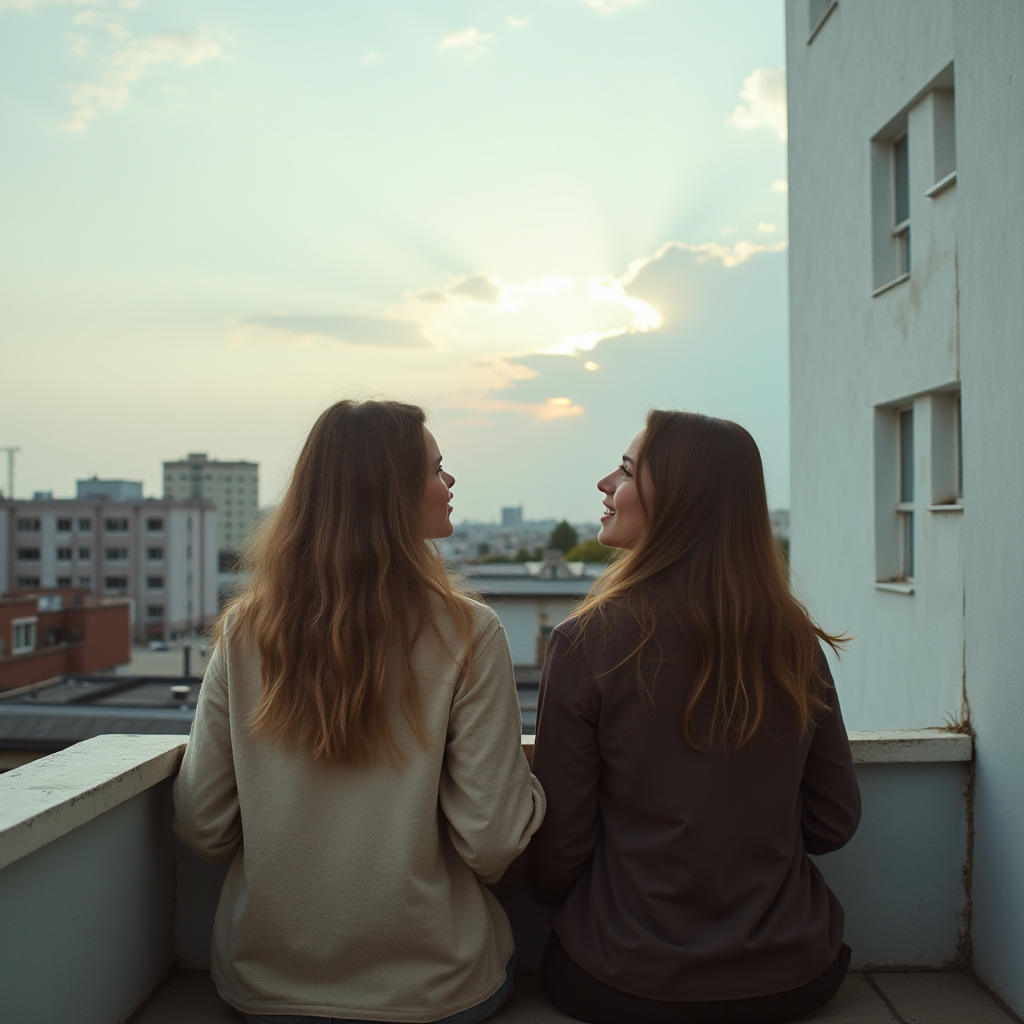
[597,430,646,549]
[422,426,456,539]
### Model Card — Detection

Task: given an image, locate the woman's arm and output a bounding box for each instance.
[439,618,546,884]
[172,643,242,861]
[527,624,601,906]
[801,654,862,855]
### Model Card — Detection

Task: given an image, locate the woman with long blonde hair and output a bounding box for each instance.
[529,410,860,1024]
[174,399,545,1024]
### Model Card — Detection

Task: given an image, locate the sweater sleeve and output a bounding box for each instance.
[439,617,546,884]
[801,652,862,856]
[527,624,601,906]
[172,642,242,862]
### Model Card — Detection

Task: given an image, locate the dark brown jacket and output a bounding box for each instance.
[529,606,861,1002]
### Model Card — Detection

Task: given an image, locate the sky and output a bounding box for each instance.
[0,0,789,522]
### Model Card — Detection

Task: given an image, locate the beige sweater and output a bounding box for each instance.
[173,599,545,1022]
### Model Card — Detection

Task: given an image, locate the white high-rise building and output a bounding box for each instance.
[162,453,259,561]
[0,496,217,642]
[787,0,1024,1011]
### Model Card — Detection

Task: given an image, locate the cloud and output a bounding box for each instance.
[505,16,530,29]
[1,0,231,130]
[236,238,785,425]
[772,179,789,192]
[240,314,431,349]
[360,52,379,64]
[0,0,87,9]
[438,27,493,59]
[447,393,585,421]
[727,66,787,142]
[62,28,227,131]
[756,223,776,234]
[565,0,648,12]
[545,238,786,356]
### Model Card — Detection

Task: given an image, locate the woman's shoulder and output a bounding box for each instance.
[426,592,503,648]
[553,598,641,646]
[205,603,260,681]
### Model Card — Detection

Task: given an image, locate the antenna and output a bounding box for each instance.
[0,447,20,500]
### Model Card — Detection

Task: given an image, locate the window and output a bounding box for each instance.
[808,0,837,41]
[78,576,92,587]
[57,546,73,561]
[78,517,92,532]
[16,547,40,561]
[12,618,37,654]
[892,133,911,276]
[874,401,918,587]
[105,518,129,532]
[57,518,73,532]
[871,122,912,293]
[78,546,92,561]
[56,575,72,587]
[146,605,165,619]
[930,389,964,506]
[147,546,164,560]
[147,576,164,589]
[104,576,128,591]
[104,547,129,560]
[146,518,164,531]
[15,576,40,588]
[926,87,956,196]
[16,518,40,532]
[897,408,915,580]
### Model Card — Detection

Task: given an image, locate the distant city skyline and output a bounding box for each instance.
[0,0,789,521]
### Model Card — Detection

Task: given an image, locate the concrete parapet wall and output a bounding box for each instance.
[0,731,975,1022]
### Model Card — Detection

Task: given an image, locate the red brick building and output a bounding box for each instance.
[0,587,130,690]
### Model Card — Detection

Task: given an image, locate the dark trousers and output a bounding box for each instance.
[540,933,852,1024]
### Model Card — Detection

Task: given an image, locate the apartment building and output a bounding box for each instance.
[786,0,1024,1009]
[0,497,217,642]
[162,453,258,563]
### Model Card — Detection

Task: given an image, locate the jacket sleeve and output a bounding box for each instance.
[439,618,546,884]
[801,652,862,855]
[527,624,601,906]
[172,642,242,861]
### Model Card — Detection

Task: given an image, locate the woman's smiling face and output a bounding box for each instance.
[597,430,647,549]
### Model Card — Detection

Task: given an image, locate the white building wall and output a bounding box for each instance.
[201,508,219,621]
[951,3,1024,1010]
[164,509,190,631]
[39,514,57,588]
[788,0,1024,1011]
[787,0,963,731]
[482,596,584,665]
[485,600,538,665]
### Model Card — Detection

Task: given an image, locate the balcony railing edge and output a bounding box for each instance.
[0,728,971,873]
[0,733,186,871]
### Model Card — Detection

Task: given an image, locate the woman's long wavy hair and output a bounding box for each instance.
[214,399,475,766]
[575,409,846,749]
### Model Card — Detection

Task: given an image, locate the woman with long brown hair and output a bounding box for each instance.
[174,399,545,1024]
[529,410,860,1024]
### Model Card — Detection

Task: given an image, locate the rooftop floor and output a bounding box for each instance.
[138,971,1019,1024]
